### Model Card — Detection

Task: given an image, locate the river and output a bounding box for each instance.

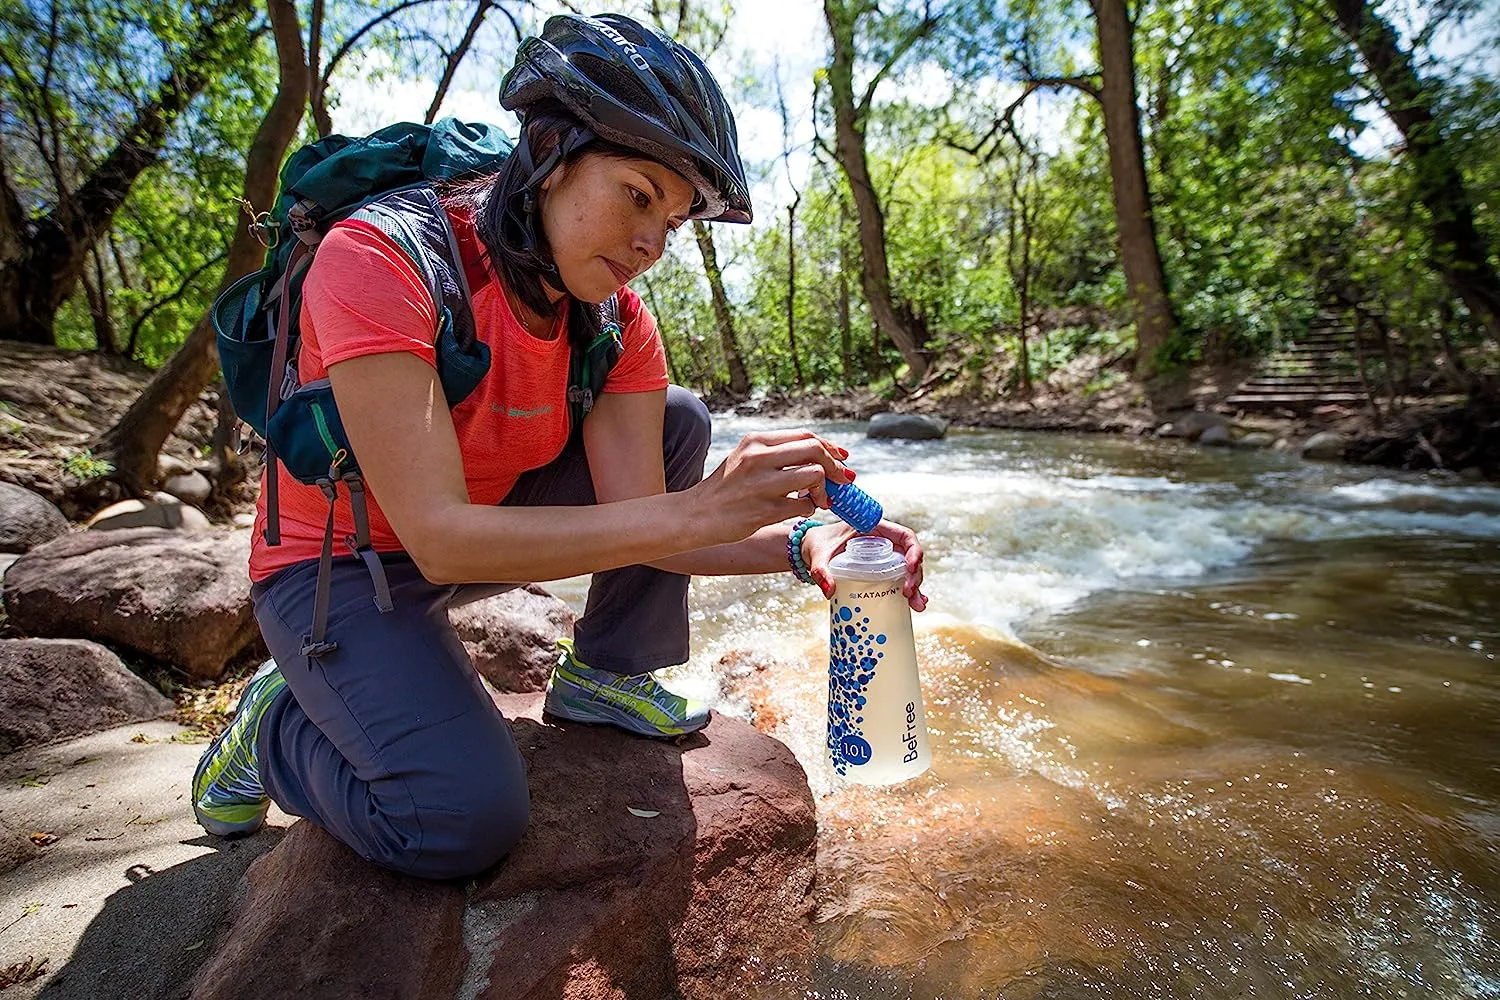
[555,415,1500,999]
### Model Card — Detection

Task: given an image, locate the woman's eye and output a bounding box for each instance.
[630,187,650,209]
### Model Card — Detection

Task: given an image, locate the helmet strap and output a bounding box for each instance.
[502,124,597,271]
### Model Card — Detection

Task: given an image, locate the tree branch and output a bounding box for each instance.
[426,0,494,123]
[125,249,227,359]
[858,5,941,115]
[309,0,331,135]
[64,0,255,251]
[945,76,1100,162]
[322,0,450,88]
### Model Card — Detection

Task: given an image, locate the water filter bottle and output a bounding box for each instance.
[826,536,931,784]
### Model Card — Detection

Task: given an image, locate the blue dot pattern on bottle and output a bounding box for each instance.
[827,602,886,774]
[825,479,883,533]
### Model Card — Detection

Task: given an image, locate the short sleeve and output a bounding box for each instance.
[298,221,440,373]
[602,285,670,394]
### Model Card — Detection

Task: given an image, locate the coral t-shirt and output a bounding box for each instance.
[247,205,669,582]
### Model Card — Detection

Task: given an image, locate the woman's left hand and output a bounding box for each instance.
[802,519,928,612]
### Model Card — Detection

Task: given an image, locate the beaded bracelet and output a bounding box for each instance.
[787,517,818,585]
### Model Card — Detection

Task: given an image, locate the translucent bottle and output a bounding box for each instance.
[826,536,931,784]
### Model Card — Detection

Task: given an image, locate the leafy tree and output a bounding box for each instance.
[0,0,259,344]
[1327,0,1500,349]
[822,0,942,382]
[91,0,309,496]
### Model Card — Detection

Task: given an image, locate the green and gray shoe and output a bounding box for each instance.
[544,639,709,737]
[192,658,286,838]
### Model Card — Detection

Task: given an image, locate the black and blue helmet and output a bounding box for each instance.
[500,13,752,225]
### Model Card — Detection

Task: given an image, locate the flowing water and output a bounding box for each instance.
[555,416,1500,999]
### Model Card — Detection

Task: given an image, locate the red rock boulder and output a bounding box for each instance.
[191,694,817,1000]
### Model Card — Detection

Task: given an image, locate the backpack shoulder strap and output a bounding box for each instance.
[345,187,490,407]
[566,294,626,436]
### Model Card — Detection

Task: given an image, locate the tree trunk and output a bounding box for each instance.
[786,201,804,387]
[0,0,255,344]
[93,0,309,495]
[84,246,119,354]
[692,220,750,395]
[823,0,930,382]
[308,0,333,137]
[1091,0,1174,378]
[1329,0,1500,345]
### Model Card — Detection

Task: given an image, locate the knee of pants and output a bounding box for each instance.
[405,774,531,881]
[663,384,711,491]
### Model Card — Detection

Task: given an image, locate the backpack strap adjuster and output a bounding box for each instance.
[567,385,595,415]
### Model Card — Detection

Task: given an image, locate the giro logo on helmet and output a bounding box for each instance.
[596,22,651,73]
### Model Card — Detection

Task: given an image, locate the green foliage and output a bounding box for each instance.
[1,0,273,362]
[60,449,115,481]
[6,0,1496,404]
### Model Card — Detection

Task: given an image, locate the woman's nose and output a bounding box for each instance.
[633,224,666,264]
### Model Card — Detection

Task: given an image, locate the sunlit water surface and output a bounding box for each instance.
[549,416,1500,999]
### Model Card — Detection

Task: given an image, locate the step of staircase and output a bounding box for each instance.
[1224,392,1368,408]
[1241,379,1365,391]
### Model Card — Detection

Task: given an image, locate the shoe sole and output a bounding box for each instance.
[543,690,707,738]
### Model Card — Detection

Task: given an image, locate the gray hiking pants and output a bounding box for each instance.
[251,386,711,879]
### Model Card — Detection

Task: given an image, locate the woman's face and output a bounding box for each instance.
[538,152,696,303]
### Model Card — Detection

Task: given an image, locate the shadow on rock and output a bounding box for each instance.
[36,829,285,1000]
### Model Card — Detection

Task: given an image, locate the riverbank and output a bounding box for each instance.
[1,343,1495,522]
[708,354,1499,480]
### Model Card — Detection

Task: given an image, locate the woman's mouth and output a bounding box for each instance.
[602,258,634,285]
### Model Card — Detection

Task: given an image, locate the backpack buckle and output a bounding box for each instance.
[567,386,594,414]
[315,477,338,502]
[301,638,338,657]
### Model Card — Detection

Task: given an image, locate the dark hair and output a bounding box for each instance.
[452,110,643,350]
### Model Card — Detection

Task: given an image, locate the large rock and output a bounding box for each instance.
[1156,410,1229,441]
[163,471,212,506]
[450,585,575,693]
[1302,431,1347,461]
[1198,424,1233,447]
[2,528,258,680]
[867,412,948,441]
[0,638,172,754]
[0,481,70,553]
[1235,431,1277,450]
[86,495,211,532]
[191,694,818,1000]
[157,453,195,481]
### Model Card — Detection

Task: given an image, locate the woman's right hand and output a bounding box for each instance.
[690,429,853,543]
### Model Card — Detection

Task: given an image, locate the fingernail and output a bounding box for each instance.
[838,447,850,458]
[845,468,856,481]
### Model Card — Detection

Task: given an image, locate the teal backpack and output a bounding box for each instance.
[213,118,623,655]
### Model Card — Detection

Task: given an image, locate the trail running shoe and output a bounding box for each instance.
[544,639,709,737]
[192,658,286,837]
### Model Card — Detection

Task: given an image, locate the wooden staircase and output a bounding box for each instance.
[1225,310,1372,412]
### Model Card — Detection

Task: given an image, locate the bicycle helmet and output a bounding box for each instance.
[499,13,752,225]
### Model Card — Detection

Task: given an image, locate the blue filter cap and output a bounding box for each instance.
[825,479,883,532]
